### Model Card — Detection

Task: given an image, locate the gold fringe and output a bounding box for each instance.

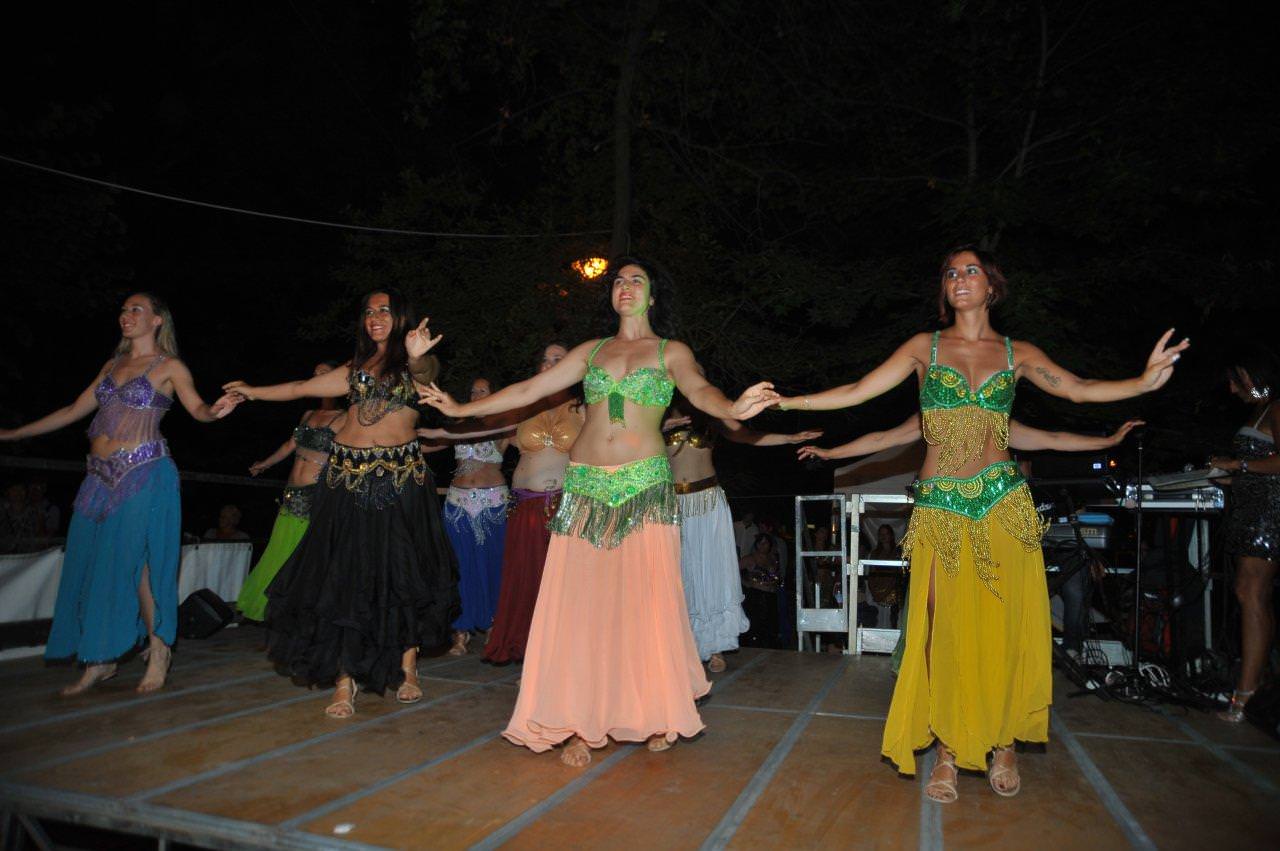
[922,407,1010,476]
[548,482,680,549]
[901,486,1046,601]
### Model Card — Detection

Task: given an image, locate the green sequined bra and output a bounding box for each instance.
[582,337,676,425]
[548,455,679,548]
[919,332,1017,476]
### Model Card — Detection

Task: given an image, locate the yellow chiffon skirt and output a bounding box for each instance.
[880,491,1052,774]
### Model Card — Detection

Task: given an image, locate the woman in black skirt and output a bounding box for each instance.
[222,290,459,717]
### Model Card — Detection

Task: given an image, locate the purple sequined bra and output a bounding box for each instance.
[87,356,173,445]
[75,356,176,521]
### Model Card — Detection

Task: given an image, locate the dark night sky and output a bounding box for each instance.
[2,1,1277,533]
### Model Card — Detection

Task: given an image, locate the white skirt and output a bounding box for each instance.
[678,486,750,659]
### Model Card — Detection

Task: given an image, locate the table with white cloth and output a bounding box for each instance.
[0,542,253,625]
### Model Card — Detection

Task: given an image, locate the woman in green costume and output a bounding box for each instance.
[236,362,345,621]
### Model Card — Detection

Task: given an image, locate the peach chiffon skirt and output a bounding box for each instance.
[502,522,711,752]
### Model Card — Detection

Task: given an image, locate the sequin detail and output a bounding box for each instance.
[86,356,172,446]
[582,338,675,425]
[293,422,336,455]
[919,333,1016,476]
[324,441,427,509]
[446,485,509,545]
[73,440,171,522]
[280,483,316,519]
[549,455,679,548]
[348,369,418,427]
[1224,432,1280,561]
[903,462,1046,600]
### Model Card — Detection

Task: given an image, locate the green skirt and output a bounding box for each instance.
[237,507,310,621]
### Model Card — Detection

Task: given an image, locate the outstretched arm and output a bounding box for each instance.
[168,359,239,421]
[0,364,108,441]
[223,365,351,404]
[775,334,927,412]
[720,418,823,447]
[1008,419,1144,452]
[419,341,594,418]
[1019,330,1189,403]
[796,415,922,462]
[665,341,778,421]
[250,437,296,476]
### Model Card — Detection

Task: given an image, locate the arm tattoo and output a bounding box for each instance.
[1034,366,1062,388]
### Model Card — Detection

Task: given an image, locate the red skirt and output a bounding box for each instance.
[483,489,557,664]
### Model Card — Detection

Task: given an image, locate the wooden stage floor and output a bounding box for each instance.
[1,627,1278,850]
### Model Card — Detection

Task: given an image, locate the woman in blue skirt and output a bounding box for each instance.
[0,293,237,695]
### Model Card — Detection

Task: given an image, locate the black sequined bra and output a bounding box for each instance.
[348,369,418,426]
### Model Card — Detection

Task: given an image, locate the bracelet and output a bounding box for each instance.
[1240,459,1250,474]
[803,397,812,410]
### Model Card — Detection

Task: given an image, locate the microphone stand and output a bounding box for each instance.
[1131,428,1146,680]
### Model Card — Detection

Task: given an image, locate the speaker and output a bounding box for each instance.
[178,589,234,639]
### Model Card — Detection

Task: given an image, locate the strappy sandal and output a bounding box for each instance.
[1218,690,1255,723]
[136,643,172,694]
[325,679,359,719]
[560,737,592,767]
[647,734,674,753]
[707,653,727,673]
[59,663,118,697]
[988,746,1021,797]
[396,667,423,704]
[925,748,958,804]
[447,631,471,656]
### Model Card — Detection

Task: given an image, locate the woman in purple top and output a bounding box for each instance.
[0,293,237,695]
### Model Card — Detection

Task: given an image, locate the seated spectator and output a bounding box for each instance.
[204,504,250,541]
[0,482,37,553]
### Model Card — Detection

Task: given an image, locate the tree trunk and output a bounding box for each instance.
[610,0,660,259]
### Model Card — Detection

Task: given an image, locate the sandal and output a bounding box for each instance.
[924,748,958,804]
[447,631,471,656]
[647,733,674,753]
[396,667,423,704]
[325,678,359,719]
[1218,690,1255,723]
[560,736,592,767]
[707,653,727,673]
[59,663,118,697]
[988,746,1021,797]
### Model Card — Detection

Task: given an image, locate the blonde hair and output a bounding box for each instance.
[115,292,180,358]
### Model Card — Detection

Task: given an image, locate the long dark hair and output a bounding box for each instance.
[1231,344,1280,396]
[600,255,674,337]
[936,245,1008,323]
[352,289,413,378]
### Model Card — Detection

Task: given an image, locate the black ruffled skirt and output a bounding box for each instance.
[266,441,460,694]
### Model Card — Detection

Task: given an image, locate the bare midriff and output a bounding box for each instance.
[453,461,506,489]
[331,406,419,450]
[668,443,715,483]
[513,446,571,491]
[569,403,668,467]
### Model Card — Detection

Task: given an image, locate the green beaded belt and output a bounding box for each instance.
[912,461,1026,521]
[549,455,679,549]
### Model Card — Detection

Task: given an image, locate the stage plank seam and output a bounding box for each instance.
[1050,713,1158,850]
[698,656,850,850]
[468,653,772,851]
[1157,708,1280,798]
[129,672,522,803]
[917,747,943,851]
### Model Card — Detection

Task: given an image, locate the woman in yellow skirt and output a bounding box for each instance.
[776,246,1187,802]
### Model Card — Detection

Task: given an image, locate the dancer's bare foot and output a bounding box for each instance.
[925,745,958,804]
[136,642,172,693]
[988,746,1020,797]
[59,663,117,697]
[647,733,674,753]
[707,653,727,673]
[326,677,358,719]
[560,736,592,767]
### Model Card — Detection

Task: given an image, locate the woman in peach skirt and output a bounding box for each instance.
[421,256,777,766]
